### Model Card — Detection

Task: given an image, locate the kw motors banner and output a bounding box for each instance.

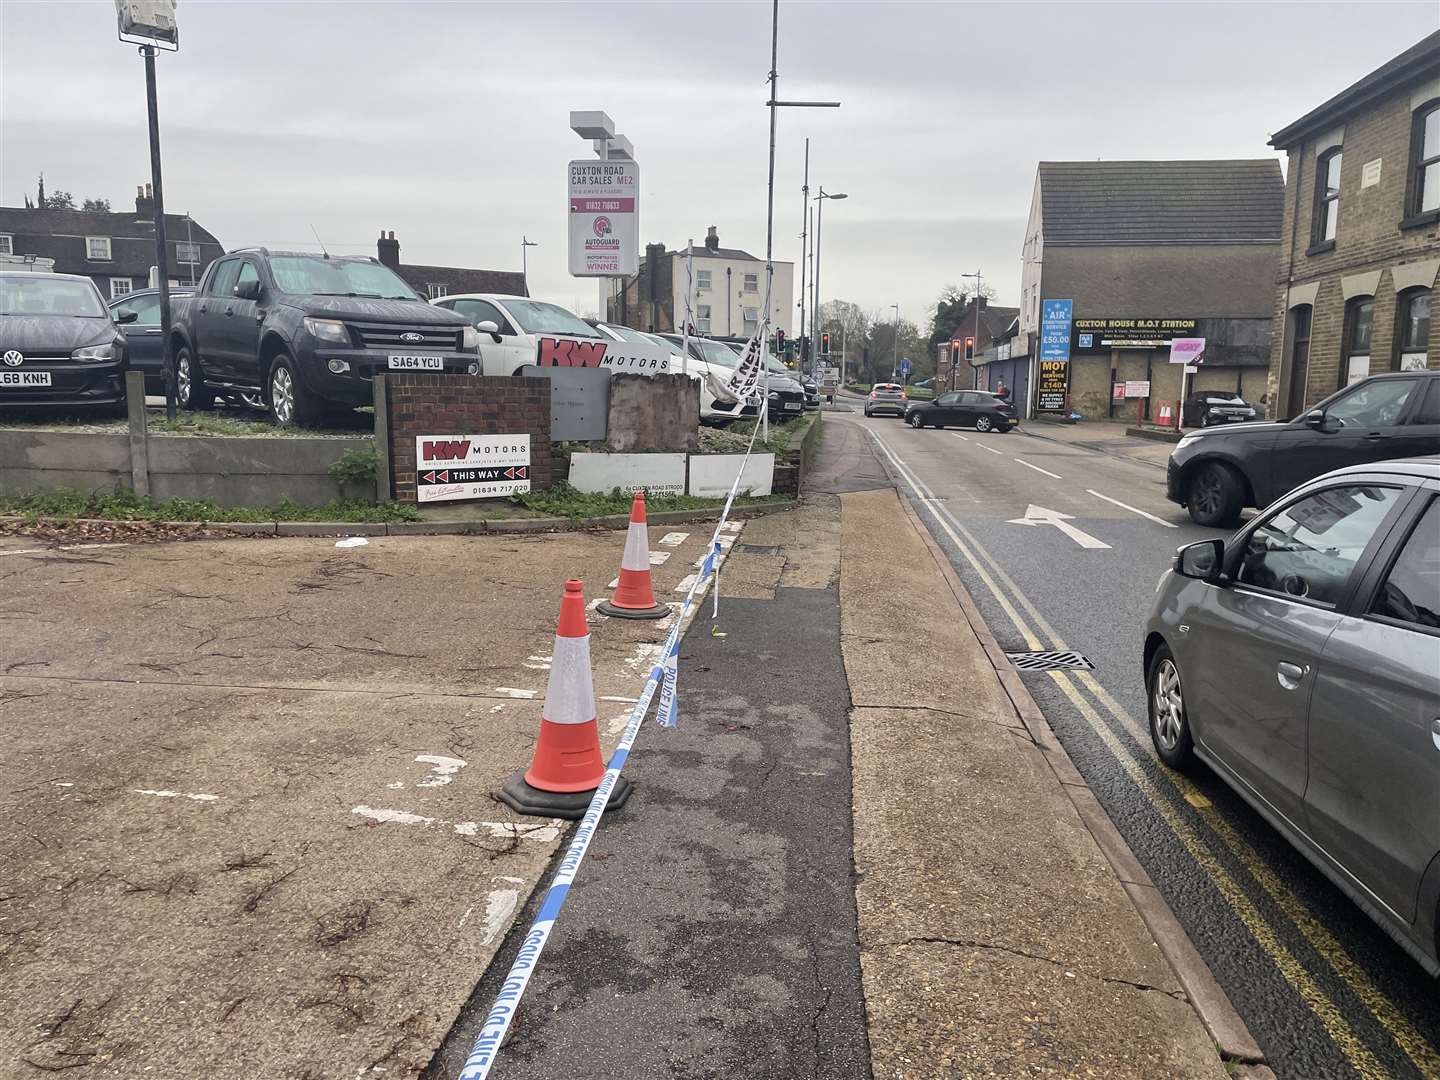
[568,160,639,276]
[724,331,766,403]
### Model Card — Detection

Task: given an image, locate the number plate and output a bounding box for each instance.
[0,371,52,387]
[783,401,802,411]
[388,354,444,371]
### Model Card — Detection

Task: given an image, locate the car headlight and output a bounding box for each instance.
[303,317,350,345]
[71,342,117,362]
[461,325,481,351]
[768,390,781,400]
[1176,433,1201,450]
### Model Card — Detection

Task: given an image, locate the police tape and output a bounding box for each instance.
[457,408,767,1080]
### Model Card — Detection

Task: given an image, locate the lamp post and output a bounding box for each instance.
[521,236,537,296]
[116,0,179,420]
[812,187,847,377]
[797,138,809,368]
[891,303,900,380]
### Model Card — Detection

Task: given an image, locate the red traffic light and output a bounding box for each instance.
[821,332,831,355]
[964,336,976,360]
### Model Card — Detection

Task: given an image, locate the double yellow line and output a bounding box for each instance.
[868,429,1439,1080]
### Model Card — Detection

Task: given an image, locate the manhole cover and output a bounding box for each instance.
[734,543,782,555]
[1006,650,1095,672]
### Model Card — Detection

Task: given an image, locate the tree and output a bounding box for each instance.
[42,190,76,210]
[81,197,111,212]
[926,282,997,355]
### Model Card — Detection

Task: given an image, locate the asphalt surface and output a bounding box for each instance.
[849,412,1440,1080]
[427,585,871,1080]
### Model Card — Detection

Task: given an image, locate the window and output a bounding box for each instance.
[1413,380,1440,425]
[426,283,447,299]
[0,234,11,255]
[234,262,259,295]
[1342,296,1373,385]
[743,273,758,293]
[1327,377,1417,427]
[175,241,200,264]
[267,256,417,299]
[1237,484,1402,607]
[451,298,510,333]
[115,292,161,326]
[500,298,600,337]
[1395,288,1430,371]
[1407,101,1440,220]
[1370,498,1440,631]
[0,275,105,317]
[86,236,112,261]
[696,270,712,291]
[206,258,240,298]
[109,277,132,299]
[742,306,759,327]
[696,304,712,333]
[1312,149,1342,248]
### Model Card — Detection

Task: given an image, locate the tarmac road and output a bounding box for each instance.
[849,412,1440,1080]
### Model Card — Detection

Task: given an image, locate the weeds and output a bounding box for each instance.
[0,488,420,524]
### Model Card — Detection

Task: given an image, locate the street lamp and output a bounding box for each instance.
[116,0,179,420]
[521,236,538,296]
[811,188,847,376]
[891,303,900,380]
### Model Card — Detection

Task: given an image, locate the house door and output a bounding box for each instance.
[1285,306,1312,420]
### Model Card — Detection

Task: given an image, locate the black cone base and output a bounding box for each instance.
[596,599,670,620]
[497,771,633,821]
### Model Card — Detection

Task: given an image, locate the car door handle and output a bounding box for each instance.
[198,303,208,313]
[1363,432,1389,441]
[1276,662,1307,690]
[144,328,163,335]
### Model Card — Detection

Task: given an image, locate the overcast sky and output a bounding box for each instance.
[1,2,1433,326]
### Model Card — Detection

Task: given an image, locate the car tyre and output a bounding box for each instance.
[975,415,994,432]
[1187,462,1243,527]
[864,406,872,417]
[175,345,215,411]
[908,412,925,429]
[1147,645,1194,770]
[267,352,322,429]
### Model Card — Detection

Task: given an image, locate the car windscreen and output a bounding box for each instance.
[268,257,418,300]
[0,276,105,317]
[599,322,654,345]
[692,339,739,367]
[1204,392,1243,402]
[503,300,600,337]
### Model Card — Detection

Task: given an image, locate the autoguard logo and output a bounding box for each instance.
[593,216,612,237]
[537,337,608,367]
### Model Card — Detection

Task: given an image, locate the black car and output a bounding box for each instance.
[169,249,481,427]
[1167,370,1440,526]
[905,389,1018,432]
[764,359,811,418]
[108,287,194,394]
[1,272,131,412]
[1182,389,1259,427]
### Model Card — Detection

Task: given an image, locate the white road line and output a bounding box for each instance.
[952,433,969,441]
[674,573,698,593]
[1086,489,1179,527]
[977,444,1004,456]
[657,532,689,546]
[1014,458,1062,480]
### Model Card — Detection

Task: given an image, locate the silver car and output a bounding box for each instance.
[1145,457,1440,975]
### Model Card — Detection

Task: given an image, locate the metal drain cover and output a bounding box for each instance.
[1006,650,1095,672]
[734,543,782,555]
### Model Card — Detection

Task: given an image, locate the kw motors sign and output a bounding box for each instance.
[533,335,673,374]
[416,434,530,503]
[568,159,639,277]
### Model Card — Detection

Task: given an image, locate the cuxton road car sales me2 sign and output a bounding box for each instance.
[415,434,530,503]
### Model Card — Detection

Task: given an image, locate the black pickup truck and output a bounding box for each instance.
[169,249,481,426]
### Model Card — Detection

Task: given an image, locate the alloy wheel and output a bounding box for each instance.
[1192,471,1220,517]
[177,352,192,407]
[271,367,294,425]
[976,415,993,432]
[1152,659,1185,750]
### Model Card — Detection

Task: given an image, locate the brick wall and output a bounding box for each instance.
[1269,81,1440,410]
[384,374,552,503]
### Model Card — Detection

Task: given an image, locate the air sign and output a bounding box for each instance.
[568,160,639,277]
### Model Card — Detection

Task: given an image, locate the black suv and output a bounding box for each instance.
[1167,371,1440,525]
[170,249,480,426]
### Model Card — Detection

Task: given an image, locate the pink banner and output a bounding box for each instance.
[570,197,636,213]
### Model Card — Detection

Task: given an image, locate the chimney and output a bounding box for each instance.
[135,183,154,217]
[704,226,719,253]
[377,229,400,268]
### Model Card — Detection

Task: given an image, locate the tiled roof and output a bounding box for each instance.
[1038,160,1283,245]
[0,205,224,278]
[394,263,528,297]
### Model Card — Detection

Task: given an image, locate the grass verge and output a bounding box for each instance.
[0,488,420,524]
[516,483,786,521]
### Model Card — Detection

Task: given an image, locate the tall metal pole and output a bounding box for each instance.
[761,0,780,440]
[143,45,176,421]
[813,190,824,359]
[892,303,900,379]
[797,138,809,371]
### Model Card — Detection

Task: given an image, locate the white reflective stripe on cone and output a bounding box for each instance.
[620,521,650,572]
[542,632,596,725]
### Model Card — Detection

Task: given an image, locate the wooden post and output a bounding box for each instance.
[371,374,392,503]
[125,370,150,498]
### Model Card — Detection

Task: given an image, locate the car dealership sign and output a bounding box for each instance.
[568,159,639,277]
[415,434,530,503]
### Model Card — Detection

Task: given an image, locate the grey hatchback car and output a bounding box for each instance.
[1145,457,1440,975]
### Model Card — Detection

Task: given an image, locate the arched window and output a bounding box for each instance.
[1342,296,1374,386]
[1395,288,1431,371]
[1408,100,1440,220]
[1313,149,1342,247]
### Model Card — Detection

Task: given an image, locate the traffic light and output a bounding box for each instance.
[775,328,785,354]
[821,332,831,356]
[964,336,975,361]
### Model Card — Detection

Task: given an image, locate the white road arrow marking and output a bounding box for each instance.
[1006,504,1111,550]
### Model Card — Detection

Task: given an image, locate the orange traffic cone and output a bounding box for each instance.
[596,492,669,620]
[498,580,633,820]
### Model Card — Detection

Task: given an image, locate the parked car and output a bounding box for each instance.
[1167,371,1440,526]
[169,249,480,427]
[766,357,818,412]
[864,383,908,418]
[906,389,1018,432]
[0,272,130,413]
[433,294,615,376]
[657,333,766,424]
[108,287,193,394]
[1182,389,1259,427]
[912,377,934,390]
[1145,456,1440,976]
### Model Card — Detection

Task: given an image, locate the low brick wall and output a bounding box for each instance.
[381,374,554,503]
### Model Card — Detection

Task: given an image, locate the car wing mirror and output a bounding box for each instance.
[1304,408,1340,433]
[1174,538,1227,583]
[475,319,503,341]
[113,308,138,324]
[233,279,262,301]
